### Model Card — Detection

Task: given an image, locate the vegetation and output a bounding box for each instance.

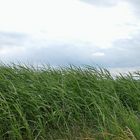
[0,64,140,140]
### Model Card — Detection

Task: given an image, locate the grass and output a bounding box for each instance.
[0,64,140,140]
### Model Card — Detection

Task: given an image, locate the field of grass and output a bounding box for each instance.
[0,64,140,140]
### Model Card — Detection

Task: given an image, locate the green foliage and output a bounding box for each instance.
[0,64,140,140]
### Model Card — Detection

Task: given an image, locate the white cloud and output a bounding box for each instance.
[0,0,139,49]
[0,46,25,55]
[92,52,105,57]
[0,0,140,71]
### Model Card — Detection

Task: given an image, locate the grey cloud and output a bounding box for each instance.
[81,0,140,18]
[20,44,96,66]
[0,31,29,48]
[20,36,140,68]
[80,0,121,7]
[127,0,140,8]
[0,32,99,66]
[95,34,140,68]
[0,32,100,66]
[127,0,140,17]
[0,31,140,69]
[80,0,140,16]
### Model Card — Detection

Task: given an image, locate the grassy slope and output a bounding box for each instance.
[0,65,140,140]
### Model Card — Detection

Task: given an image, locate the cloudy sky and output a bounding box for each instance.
[0,0,140,72]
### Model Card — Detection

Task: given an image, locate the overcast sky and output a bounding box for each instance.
[0,0,140,72]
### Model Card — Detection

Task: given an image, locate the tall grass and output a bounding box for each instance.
[0,64,140,140]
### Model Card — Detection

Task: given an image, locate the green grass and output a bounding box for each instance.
[0,64,140,140]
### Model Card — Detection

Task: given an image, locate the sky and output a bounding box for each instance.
[0,0,140,73]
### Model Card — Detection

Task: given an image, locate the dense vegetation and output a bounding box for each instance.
[0,64,140,140]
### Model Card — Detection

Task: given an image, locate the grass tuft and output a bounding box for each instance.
[0,64,140,140]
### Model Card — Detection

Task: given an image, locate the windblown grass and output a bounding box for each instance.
[0,64,140,140]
